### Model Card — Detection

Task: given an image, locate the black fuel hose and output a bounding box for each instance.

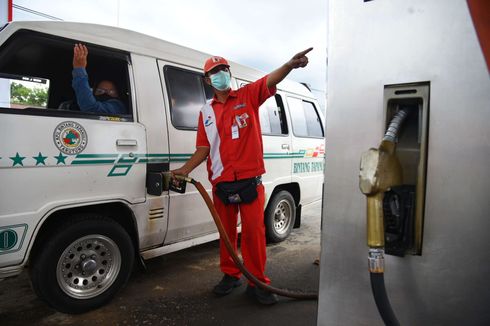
[181,176,318,300]
[370,272,400,326]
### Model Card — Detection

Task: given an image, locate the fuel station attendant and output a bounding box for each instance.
[172,48,312,305]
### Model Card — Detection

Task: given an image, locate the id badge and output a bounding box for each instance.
[232,124,239,139]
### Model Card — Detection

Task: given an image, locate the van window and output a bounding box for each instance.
[287,97,324,138]
[259,94,288,135]
[0,73,50,109]
[164,66,213,130]
[238,79,288,136]
[0,30,132,121]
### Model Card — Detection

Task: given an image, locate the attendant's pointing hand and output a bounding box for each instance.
[288,47,313,69]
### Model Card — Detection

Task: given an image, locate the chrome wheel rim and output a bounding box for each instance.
[56,235,121,299]
[273,199,292,235]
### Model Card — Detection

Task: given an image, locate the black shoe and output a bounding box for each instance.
[213,274,242,296]
[246,285,278,305]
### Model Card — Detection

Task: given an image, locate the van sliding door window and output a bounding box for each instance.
[238,79,288,136]
[259,95,288,136]
[164,66,212,130]
[287,97,324,138]
[0,30,132,121]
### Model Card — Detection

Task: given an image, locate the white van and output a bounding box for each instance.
[0,21,325,313]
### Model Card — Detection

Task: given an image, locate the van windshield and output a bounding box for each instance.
[0,73,49,109]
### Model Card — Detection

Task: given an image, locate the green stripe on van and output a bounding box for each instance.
[75,154,118,158]
[72,159,117,165]
[264,152,306,159]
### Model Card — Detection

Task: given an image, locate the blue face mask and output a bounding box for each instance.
[209,70,231,91]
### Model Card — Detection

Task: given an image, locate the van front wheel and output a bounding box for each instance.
[30,215,134,314]
[265,191,296,243]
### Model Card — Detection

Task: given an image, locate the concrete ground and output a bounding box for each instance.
[0,201,321,326]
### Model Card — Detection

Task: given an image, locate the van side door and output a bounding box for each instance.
[261,93,293,192]
[287,96,325,205]
[131,54,172,249]
[157,61,216,243]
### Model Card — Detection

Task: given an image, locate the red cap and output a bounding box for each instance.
[203,56,229,74]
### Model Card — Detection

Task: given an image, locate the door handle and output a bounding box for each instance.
[117,139,138,146]
[281,144,290,150]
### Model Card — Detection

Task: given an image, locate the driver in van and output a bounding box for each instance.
[172,48,312,305]
[71,43,125,114]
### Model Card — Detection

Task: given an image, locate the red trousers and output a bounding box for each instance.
[212,183,270,285]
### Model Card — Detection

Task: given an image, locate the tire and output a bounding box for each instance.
[265,190,296,243]
[29,215,135,314]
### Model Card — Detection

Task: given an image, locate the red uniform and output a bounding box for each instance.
[196,75,276,284]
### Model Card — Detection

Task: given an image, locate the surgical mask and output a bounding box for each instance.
[209,70,231,91]
[95,94,113,102]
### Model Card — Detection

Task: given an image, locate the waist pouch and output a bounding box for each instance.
[215,177,261,205]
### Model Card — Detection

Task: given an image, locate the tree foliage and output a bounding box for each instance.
[10,82,48,107]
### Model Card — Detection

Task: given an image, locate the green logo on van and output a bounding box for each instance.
[0,229,18,251]
[0,224,28,254]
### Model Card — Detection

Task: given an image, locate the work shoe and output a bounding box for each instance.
[246,285,279,305]
[213,274,242,296]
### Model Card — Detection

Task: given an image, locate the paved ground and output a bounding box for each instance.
[0,201,321,326]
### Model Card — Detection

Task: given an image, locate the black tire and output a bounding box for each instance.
[29,214,134,314]
[265,190,296,243]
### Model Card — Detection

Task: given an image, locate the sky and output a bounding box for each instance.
[11,0,327,110]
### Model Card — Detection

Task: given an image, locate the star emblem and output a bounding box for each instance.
[10,152,26,166]
[33,152,48,166]
[54,152,68,165]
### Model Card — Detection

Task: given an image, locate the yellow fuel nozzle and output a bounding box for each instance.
[359,141,403,248]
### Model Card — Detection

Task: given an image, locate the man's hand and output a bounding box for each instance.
[267,47,313,88]
[287,47,313,69]
[171,167,190,178]
[73,43,88,69]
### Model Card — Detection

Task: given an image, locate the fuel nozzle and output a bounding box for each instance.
[359,109,408,249]
[359,145,403,249]
[168,174,193,193]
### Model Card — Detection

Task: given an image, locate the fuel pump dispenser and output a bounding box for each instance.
[359,83,429,325]
[382,84,429,257]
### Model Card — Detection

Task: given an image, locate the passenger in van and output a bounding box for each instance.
[71,43,125,114]
[172,47,313,305]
